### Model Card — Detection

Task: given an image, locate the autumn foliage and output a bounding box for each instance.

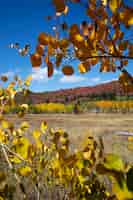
[29,0,133,93]
[2,0,133,199]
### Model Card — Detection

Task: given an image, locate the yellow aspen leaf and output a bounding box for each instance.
[128,136,133,142]
[89,28,95,40]
[11,137,30,163]
[30,53,42,67]
[21,104,29,111]
[83,151,91,160]
[62,65,74,76]
[20,121,29,132]
[128,17,133,25]
[24,75,32,87]
[78,62,90,73]
[33,129,41,139]
[0,129,6,143]
[74,34,84,42]
[40,121,47,133]
[18,166,32,176]
[101,0,107,6]
[1,120,10,129]
[113,181,133,200]
[109,0,121,13]
[63,5,69,15]
[36,140,43,149]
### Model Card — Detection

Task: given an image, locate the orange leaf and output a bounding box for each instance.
[36,44,44,56]
[30,53,42,67]
[62,65,74,76]
[53,0,66,13]
[38,32,49,46]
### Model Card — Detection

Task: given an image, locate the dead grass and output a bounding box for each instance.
[6,113,133,163]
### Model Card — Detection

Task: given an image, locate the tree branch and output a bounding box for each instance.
[84,55,133,60]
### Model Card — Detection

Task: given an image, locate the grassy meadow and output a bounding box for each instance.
[7,113,133,163]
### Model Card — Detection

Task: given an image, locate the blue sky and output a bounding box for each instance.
[0,0,132,92]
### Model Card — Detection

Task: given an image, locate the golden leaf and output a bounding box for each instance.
[109,0,121,13]
[24,75,32,87]
[11,137,30,163]
[40,121,47,133]
[102,0,107,6]
[18,166,32,176]
[63,5,69,15]
[20,121,29,132]
[74,34,84,42]
[33,129,41,139]
[0,129,6,143]
[62,65,74,76]
[128,17,133,25]
[78,62,90,73]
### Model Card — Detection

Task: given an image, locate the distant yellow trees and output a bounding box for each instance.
[95,101,133,113]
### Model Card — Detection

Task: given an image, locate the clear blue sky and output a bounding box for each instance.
[0,0,133,92]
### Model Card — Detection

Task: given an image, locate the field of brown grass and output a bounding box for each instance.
[6,113,133,163]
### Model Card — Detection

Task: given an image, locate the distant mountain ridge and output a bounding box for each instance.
[16,80,133,104]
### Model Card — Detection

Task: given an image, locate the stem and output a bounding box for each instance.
[0,143,20,182]
[1,143,13,169]
[85,55,133,60]
[35,185,40,200]
[3,144,27,163]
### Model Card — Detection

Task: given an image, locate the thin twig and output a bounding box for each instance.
[0,143,20,182]
[3,144,27,163]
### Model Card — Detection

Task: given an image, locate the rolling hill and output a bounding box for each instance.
[15,80,133,104]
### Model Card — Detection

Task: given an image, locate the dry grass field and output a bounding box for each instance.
[6,113,133,163]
